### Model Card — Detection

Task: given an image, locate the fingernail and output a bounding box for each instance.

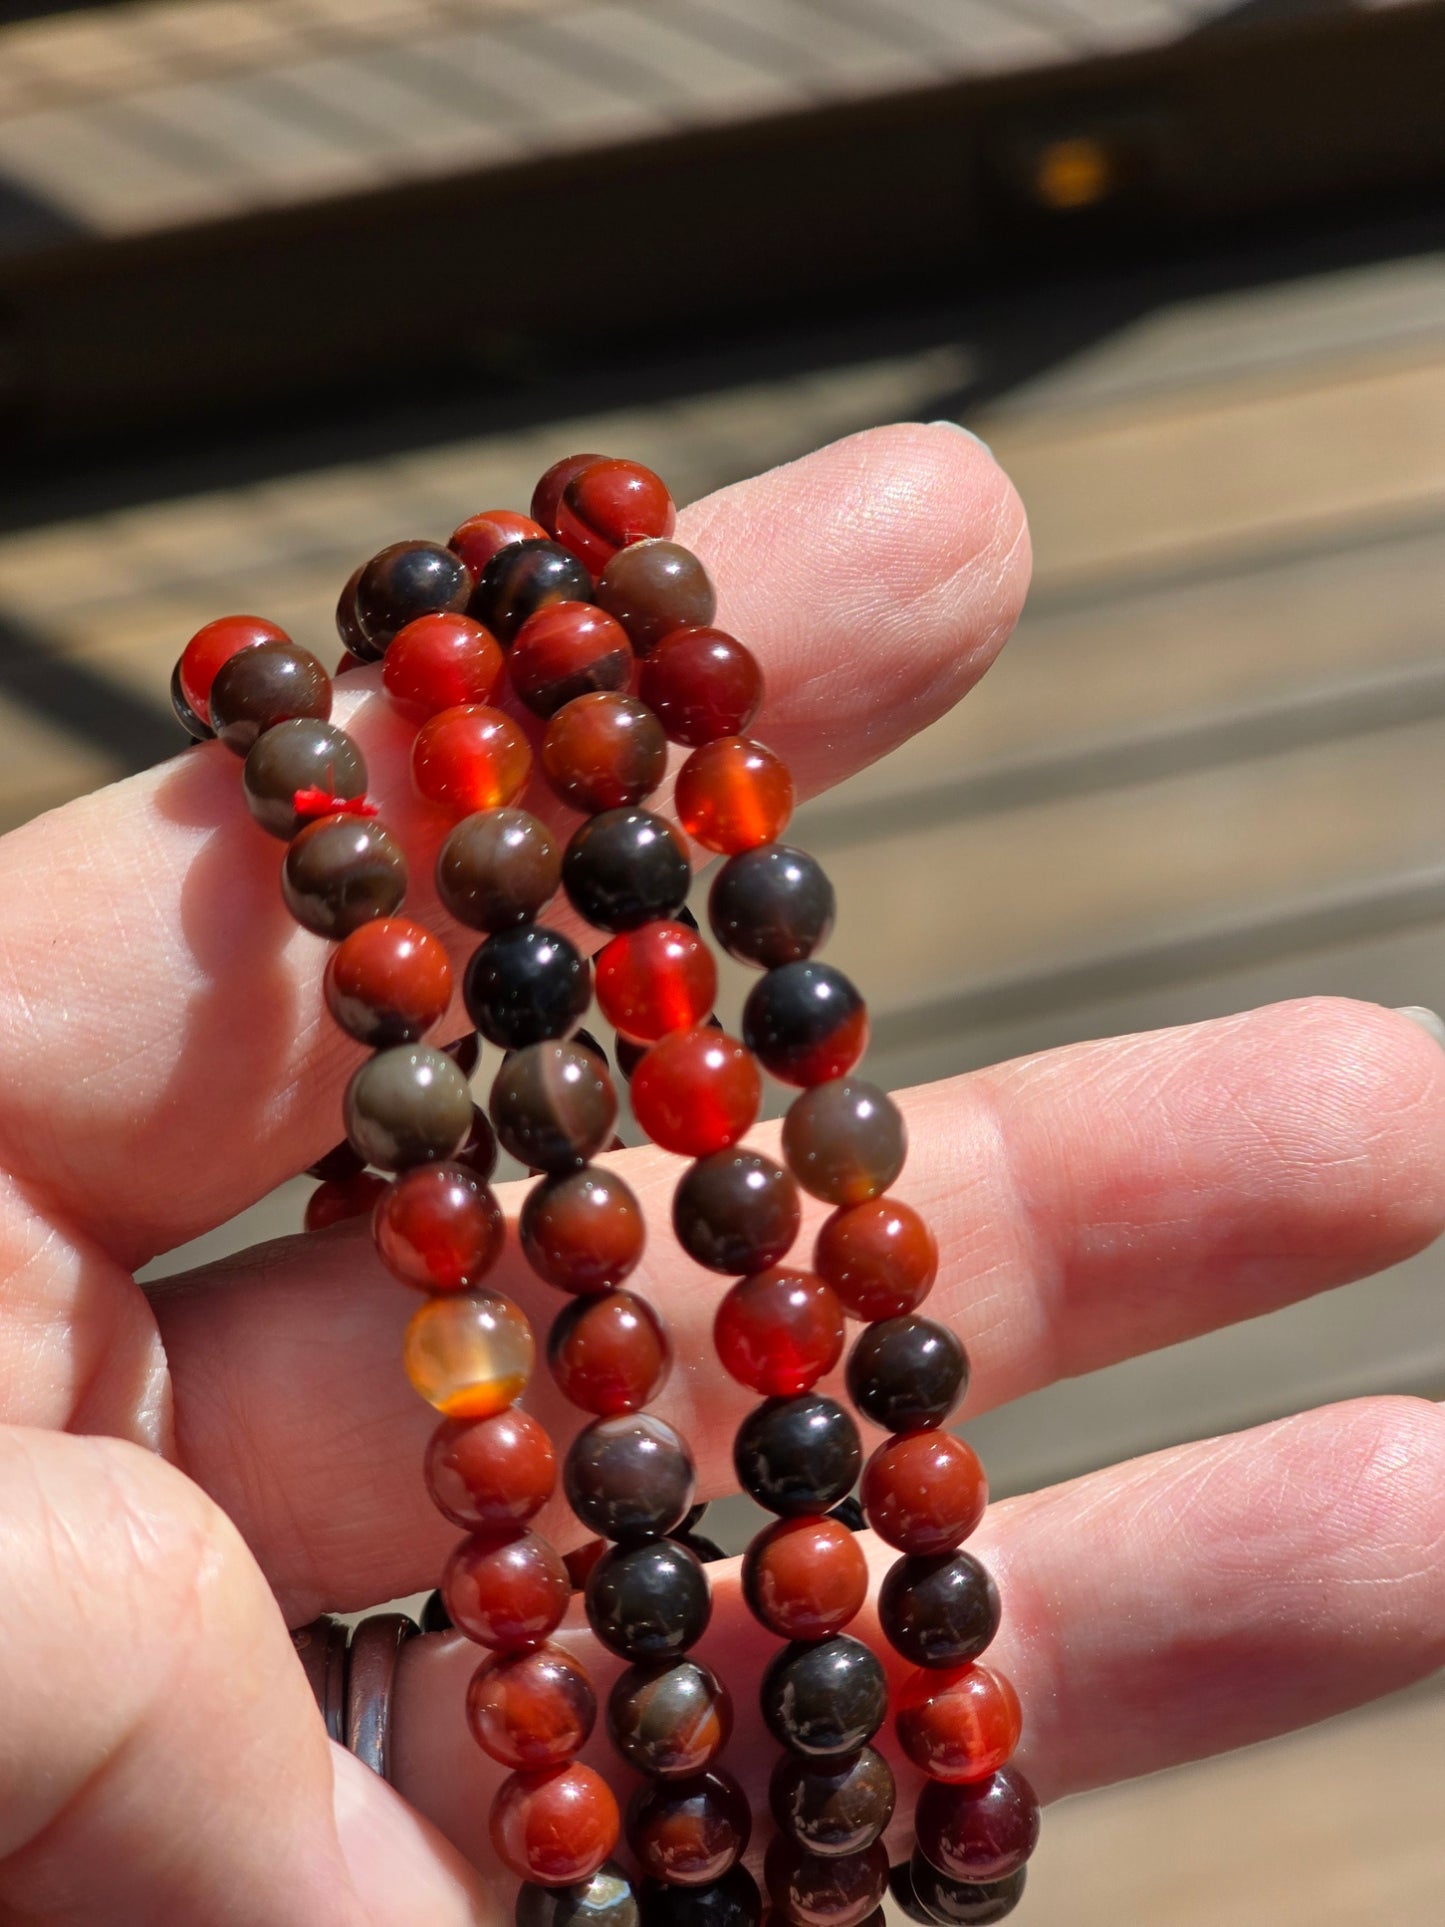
[1394,1005,1445,1049]
[927,418,994,459]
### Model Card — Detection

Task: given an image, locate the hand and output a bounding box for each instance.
[0,425,1440,1926]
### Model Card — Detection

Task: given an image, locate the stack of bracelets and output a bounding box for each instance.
[170,453,1040,1927]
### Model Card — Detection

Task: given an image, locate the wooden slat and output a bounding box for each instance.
[414,22,670,148]
[673,0,949,96]
[266,50,521,175]
[0,102,226,231]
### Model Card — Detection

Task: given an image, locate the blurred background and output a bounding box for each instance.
[2,0,1444,1918]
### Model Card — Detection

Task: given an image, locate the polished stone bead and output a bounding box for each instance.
[515,1861,639,1927]
[445,1030,484,1079]
[888,1861,936,1924]
[209,637,331,753]
[511,601,633,717]
[465,927,591,1051]
[243,717,367,839]
[343,1043,472,1171]
[596,539,716,656]
[282,814,407,939]
[608,1658,732,1779]
[631,1027,760,1158]
[450,508,549,579]
[170,660,214,739]
[742,962,868,1088]
[627,1769,749,1888]
[444,1527,570,1651]
[638,626,763,746]
[424,1408,555,1532]
[847,1317,969,1433]
[490,1040,618,1171]
[532,454,608,534]
[335,566,372,660]
[412,704,532,818]
[782,1079,905,1207]
[861,1433,987,1556]
[708,842,835,969]
[373,1161,503,1292]
[895,1665,1022,1785]
[471,538,593,643]
[544,693,668,813]
[438,808,561,932]
[304,1170,387,1231]
[382,611,504,720]
[596,920,717,1042]
[549,1292,671,1415]
[913,1769,1040,1885]
[676,737,793,854]
[562,808,692,934]
[467,1643,597,1770]
[769,1748,895,1859]
[521,1166,645,1293]
[672,1149,801,1275]
[307,1139,366,1184]
[760,1637,887,1758]
[324,916,452,1046]
[878,1551,1001,1670]
[764,1836,889,1927]
[637,1866,760,1926]
[743,1514,868,1640]
[403,1289,535,1420]
[564,1414,695,1542]
[355,539,472,653]
[585,1539,710,1661]
[554,457,676,575]
[734,1393,861,1517]
[814,1199,938,1322]
[490,1763,619,1886]
[907,1859,1028,1925]
[178,612,290,723]
[714,1269,844,1396]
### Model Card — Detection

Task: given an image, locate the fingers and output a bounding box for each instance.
[0,1427,491,1927]
[390,1394,1445,1884]
[152,996,1445,1620]
[0,424,1027,1278]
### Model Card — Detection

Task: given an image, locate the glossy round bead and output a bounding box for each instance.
[638,1867,760,1927]
[444,1527,570,1651]
[450,508,550,578]
[472,538,593,644]
[465,927,590,1050]
[608,1659,732,1780]
[336,565,372,660]
[282,814,407,939]
[308,1137,366,1183]
[446,1030,483,1079]
[743,1514,868,1640]
[208,637,331,753]
[323,917,451,1046]
[847,1317,968,1432]
[382,612,504,720]
[596,539,716,656]
[895,1666,1022,1785]
[888,1862,936,1925]
[861,1434,987,1556]
[675,738,793,854]
[491,1040,618,1172]
[595,921,717,1042]
[516,1862,639,1927]
[627,1769,749,1889]
[760,1636,887,1758]
[356,539,471,653]
[714,1269,843,1396]
[564,1414,695,1542]
[412,704,532,819]
[554,457,676,575]
[491,1763,620,1887]
[522,1167,645,1293]
[178,613,289,724]
[629,1028,759,1159]
[304,1170,387,1231]
[468,1644,597,1771]
[913,1769,1040,1886]
[764,1838,889,1927]
[510,602,633,718]
[543,694,667,813]
[585,1539,710,1661]
[782,1080,905,1207]
[708,843,835,969]
[638,627,763,747]
[769,1748,896,1858]
[532,454,607,533]
[814,1199,939,1322]
[562,809,691,934]
[673,1150,801,1276]
[242,717,367,839]
[170,660,213,739]
[734,1394,861,1517]
[907,1858,1028,1926]
[549,1292,670,1415]
[424,1408,556,1532]
[457,1102,500,1184]
[343,1043,472,1170]
[878,1552,1001,1670]
[373,1161,504,1292]
[438,808,560,932]
[742,963,868,1088]
[403,1288,535,1419]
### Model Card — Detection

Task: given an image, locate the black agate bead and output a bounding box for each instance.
[760,1636,887,1759]
[708,842,835,968]
[742,961,868,1087]
[734,1393,860,1517]
[515,1863,640,1927]
[907,1855,1028,1924]
[355,540,471,653]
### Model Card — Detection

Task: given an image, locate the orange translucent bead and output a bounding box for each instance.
[595,921,718,1042]
[675,737,793,854]
[403,1290,535,1418]
[895,1664,1023,1784]
[412,704,532,819]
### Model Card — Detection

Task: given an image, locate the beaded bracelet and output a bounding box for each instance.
[171,453,1040,1927]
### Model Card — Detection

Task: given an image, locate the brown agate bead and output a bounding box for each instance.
[782,1080,905,1208]
[814,1199,938,1322]
[639,628,763,747]
[324,916,452,1046]
[878,1551,1001,1671]
[444,1527,571,1652]
[895,1665,1022,1785]
[913,1768,1040,1885]
[714,1269,844,1397]
[627,1769,750,1888]
[608,1659,732,1779]
[208,637,331,753]
[305,1170,387,1231]
[336,567,372,661]
[742,1514,868,1641]
[355,539,472,653]
[769,1748,895,1858]
[343,1043,472,1171]
[764,1838,889,1927]
[243,718,367,839]
[548,1291,670,1414]
[179,612,290,722]
[861,1433,987,1556]
[282,814,407,940]
[543,694,667,813]
[491,1041,618,1172]
[595,539,716,656]
[412,705,532,819]
[467,1644,597,1771]
[907,1858,1028,1925]
[564,1413,695,1542]
[673,1149,801,1276]
[521,1166,645,1293]
[676,738,793,854]
[708,843,836,970]
[438,808,561,931]
[471,539,593,644]
[424,1409,556,1532]
[373,1161,504,1292]
[510,602,633,718]
[491,1763,620,1886]
[403,1289,535,1419]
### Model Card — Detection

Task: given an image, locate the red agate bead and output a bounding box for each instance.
[714,1269,844,1396]
[639,627,763,746]
[676,737,794,854]
[595,921,717,1042]
[467,1645,597,1771]
[305,1171,387,1231]
[382,612,504,719]
[895,1664,1022,1784]
[373,1162,505,1292]
[323,916,453,1046]
[861,1432,988,1556]
[743,1514,868,1641]
[552,457,676,573]
[629,1026,760,1156]
[547,1290,671,1414]
[424,1409,556,1532]
[490,1763,620,1886]
[412,705,532,818]
[814,1198,939,1321]
[519,1166,645,1293]
[509,602,633,718]
[178,613,289,724]
[913,1767,1040,1884]
[449,508,549,577]
[542,693,667,812]
[444,1529,571,1652]
[531,453,606,533]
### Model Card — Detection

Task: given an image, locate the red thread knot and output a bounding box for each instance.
[291,787,379,820]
